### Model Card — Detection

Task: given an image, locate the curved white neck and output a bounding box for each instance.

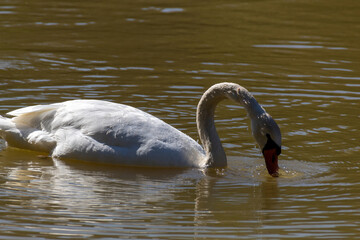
[196,83,264,167]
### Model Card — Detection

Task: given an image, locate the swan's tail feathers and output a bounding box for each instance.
[0,116,56,152]
[0,115,16,133]
[0,115,21,141]
[0,115,17,148]
[6,104,59,117]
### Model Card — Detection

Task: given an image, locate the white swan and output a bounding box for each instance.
[0,82,281,175]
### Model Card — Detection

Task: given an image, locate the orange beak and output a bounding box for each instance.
[263,148,279,177]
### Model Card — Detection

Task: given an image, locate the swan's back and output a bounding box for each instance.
[0,100,206,168]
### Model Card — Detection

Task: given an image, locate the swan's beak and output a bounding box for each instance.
[263,148,279,177]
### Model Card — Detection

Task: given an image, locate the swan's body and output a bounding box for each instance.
[0,100,206,167]
[0,83,282,175]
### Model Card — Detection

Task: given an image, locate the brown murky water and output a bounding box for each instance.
[1,0,359,239]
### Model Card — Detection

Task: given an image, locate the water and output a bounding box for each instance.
[1,0,359,239]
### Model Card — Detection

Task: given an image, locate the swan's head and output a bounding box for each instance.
[251,113,282,177]
[224,84,282,176]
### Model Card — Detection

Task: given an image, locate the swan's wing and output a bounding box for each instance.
[7,103,62,132]
[49,100,206,167]
[7,104,60,117]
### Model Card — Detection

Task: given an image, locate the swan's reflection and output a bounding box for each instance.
[192,159,281,235]
[1,149,328,238]
[40,158,194,210]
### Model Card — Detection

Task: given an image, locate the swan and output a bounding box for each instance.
[0,82,281,176]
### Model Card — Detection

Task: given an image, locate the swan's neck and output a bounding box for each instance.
[196,83,264,168]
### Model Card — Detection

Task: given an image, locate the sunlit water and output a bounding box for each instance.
[1,0,359,239]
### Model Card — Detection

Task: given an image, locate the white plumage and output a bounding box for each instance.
[1,100,206,167]
[0,83,282,174]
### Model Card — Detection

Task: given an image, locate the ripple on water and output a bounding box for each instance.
[226,156,330,186]
[141,7,184,13]
[0,6,16,15]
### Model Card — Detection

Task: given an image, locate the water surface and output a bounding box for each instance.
[1,0,359,239]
